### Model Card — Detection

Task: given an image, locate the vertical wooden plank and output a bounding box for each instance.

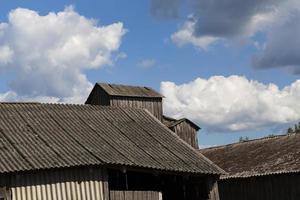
[65,170,72,200]
[102,168,109,200]
[207,179,220,200]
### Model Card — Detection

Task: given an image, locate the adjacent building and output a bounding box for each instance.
[85,83,164,121]
[163,116,200,149]
[0,83,224,200]
[86,83,201,148]
[201,133,300,200]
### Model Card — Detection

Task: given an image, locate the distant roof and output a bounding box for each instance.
[96,83,164,98]
[0,103,223,175]
[200,134,300,179]
[163,115,201,131]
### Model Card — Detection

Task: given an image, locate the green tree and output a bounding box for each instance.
[239,136,249,142]
[287,127,294,134]
[268,134,275,137]
[286,122,300,134]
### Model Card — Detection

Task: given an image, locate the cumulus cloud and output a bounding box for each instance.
[190,0,281,38]
[0,6,126,103]
[155,0,300,72]
[171,17,219,50]
[137,59,156,69]
[161,76,300,132]
[156,0,300,67]
[253,10,300,72]
[153,0,283,48]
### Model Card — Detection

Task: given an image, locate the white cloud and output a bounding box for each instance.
[253,7,300,72]
[0,45,13,65]
[0,91,17,102]
[168,0,284,49]
[137,59,156,68]
[171,18,219,50]
[161,76,300,132]
[0,6,126,103]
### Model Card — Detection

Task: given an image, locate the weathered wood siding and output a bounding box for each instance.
[110,96,163,121]
[207,179,220,200]
[218,173,300,200]
[108,170,217,200]
[87,86,110,106]
[110,191,162,200]
[4,167,109,200]
[0,187,10,200]
[86,86,163,121]
[173,121,199,149]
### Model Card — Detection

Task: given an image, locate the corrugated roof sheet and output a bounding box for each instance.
[0,103,223,175]
[200,134,300,179]
[97,83,164,98]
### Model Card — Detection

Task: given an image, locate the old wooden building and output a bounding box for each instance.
[163,116,200,149]
[201,134,300,200]
[85,83,164,121]
[0,102,224,200]
[86,83,201,148]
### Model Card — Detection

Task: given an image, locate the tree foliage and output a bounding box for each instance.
[239,136,249,142]
[287,122,300,134]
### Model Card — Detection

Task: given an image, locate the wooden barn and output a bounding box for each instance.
[85,83,164,121]
[163,116,200,149]
[86,83,201,149]
[0,98,224,199]
[201,133,300,200]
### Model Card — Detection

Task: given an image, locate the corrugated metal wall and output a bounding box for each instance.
[9,167,108,200]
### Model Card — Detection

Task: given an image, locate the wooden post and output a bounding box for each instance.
[0,187,11,200]
[207,179,220,200]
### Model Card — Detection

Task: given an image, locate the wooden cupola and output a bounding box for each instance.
[163,115,201,149]
[85,83,164,121]
[86,82,201,148]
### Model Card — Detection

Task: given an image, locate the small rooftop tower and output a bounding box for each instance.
[85,83,164,121]
[163,116,200,149]
[86,82,201,149]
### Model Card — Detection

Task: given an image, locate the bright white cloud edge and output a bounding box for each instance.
[170,0,300,54]
[171,18,219,50]
[161,76,300,132]
[0,6,127,103]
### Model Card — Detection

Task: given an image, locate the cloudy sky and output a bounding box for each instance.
[0,0,300,147]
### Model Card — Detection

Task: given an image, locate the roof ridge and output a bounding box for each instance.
[95,82,164,98]
[97,82,151,88]
[0,102,167,113]
[0,102,41,104]
[201,133,290,150]
[144,109,225,175]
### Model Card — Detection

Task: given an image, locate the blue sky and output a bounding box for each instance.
[0,0,300,147]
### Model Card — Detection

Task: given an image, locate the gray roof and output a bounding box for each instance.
[201,134,300,179]
[0,103,223,175]
[96,83,164,98]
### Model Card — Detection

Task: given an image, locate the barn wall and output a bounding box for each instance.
[218,173,300,200]
[207,179,220,200]
[173,121,199,149]
[87,86,110,106]
[110,97,163,121]
[6,167,109,200]
[109,190,162,200]
[108,169,217,200]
